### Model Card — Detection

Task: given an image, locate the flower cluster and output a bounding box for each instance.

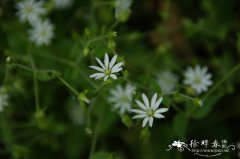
[16,0,55,46]
[16,0,73,47]
[89,53,213,128]
[156,66,212,95]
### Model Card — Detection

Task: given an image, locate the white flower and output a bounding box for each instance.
[28,19,54,46]
[184,65,212,94]
[16,0,46,23]
[108,84,135,115]
[115,0,132,19]
[131,93,169,128]
[0,87,9,112]
[157,70,178,94]
[53,0,73,9]
[89,53,123,81]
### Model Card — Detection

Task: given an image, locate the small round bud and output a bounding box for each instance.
[193,98,203,107]
[85,127,92,135]
[6,56,12,62]
[83,47,89,56]
[111,31,117,37]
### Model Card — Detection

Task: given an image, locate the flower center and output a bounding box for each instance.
[147,109,154,117]
[194,77,202,84]
[120,95,129,103]
[40,30,47,37]
[105,69,111,75]
[25,6,33,14]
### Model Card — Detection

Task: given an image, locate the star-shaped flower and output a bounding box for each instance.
[184,65,212,94]
[131,93,169,128]
[157,70,178,94]
[16,0,46,23]
[89,53,123,81]
[108,84,135,115]
[28,19,54,46]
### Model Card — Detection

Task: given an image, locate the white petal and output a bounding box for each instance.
[151,93,157,108]
[155,108,169,114]
[104,75,109,81]
[111,67,122,73]
[142,93,150,109]
[95,58,106,69]
[133,114,147,119]
[111,62,123,73]
[95,74,106,79]
[201,67,208,74]
[142,117,149,127]
[152,97,163,111]
[135,100,147,111]
[90,73,105,78]
[109,55,117,69]
[131,109,146,114]
[153,113,165,118]
[148,117,153,127]
[110,74,117,79]
[89,66,105,72]
[104,53,109,67]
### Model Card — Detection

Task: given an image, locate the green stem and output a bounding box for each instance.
[3,60,10,86]
[171,103,183,113]
[28,52,40,110]
[204,63,240,99]
[88,126,98,159]
[57,76,79,96]
[178,93,194,101]
[34,52,98,89]
[15,63,33,72]
[108,20,119,31]
[87,34,109,45]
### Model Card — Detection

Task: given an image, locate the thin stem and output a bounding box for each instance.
[2,60,10,86]
[15,63,33,72]
[171,103,183,113]
[88,125,98,159]
[28,52,40,110]
[93,83,105,93]
[178,93,194,101]
[57,76,79,96]
[88,106,104,159]
[34,52,98,89]
[204,63,240,99]
[108,20,119,31]
[87,34,109,45]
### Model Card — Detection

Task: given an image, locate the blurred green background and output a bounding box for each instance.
[0,0,240,158]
